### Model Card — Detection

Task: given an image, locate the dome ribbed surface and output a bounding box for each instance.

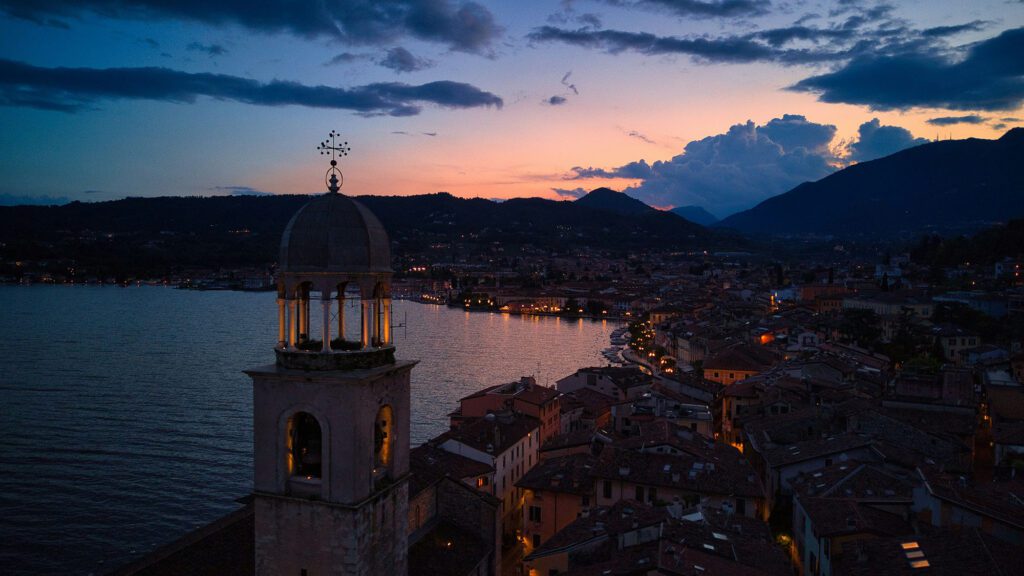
[279,193,391,273]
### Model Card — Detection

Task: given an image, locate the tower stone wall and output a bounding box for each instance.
[248,361,413,576]
[254,483,408,576]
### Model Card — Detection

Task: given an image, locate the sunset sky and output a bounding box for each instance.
[1,0,1022,216]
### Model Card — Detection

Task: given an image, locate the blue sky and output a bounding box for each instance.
[1,1,1022,216]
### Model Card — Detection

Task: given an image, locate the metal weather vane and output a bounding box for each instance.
[317,131,350,194]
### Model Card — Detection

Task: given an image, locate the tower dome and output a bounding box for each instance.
[279,193,391,274]
[273,133,395,370]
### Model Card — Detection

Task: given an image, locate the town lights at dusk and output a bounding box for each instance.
[3,1,1024,575]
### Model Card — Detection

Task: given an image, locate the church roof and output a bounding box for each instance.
[111,503,253,576]
[409,444,493,497]
[408,521,490,576]
[279,193,391,274]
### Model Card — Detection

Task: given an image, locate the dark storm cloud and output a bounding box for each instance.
[526,20,927,65]
[0,58,503,116]
[567,160,655,180]
[532,0,942,66]
[527,26,829,64]
[530,8,1023,114]
[564,115,852,215]
[791,27,1024,111]
[846,118,928,162]
[925,115,986,126]
[620,0,770,18]
[754,25,855,47]
[566,115,932,214]
[187,42,228,57]
[577,13,603,28]
[324,52,373,66]
[0,0,502,53]
[921,20,988,37]
[794,13,820,26]
[829,0,894,19]
[758,113,837,151]
[378,47,433,73]
[545,7,603,28]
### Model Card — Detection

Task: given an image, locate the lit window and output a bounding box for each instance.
[290,412,322,479]
[374,405,393,469]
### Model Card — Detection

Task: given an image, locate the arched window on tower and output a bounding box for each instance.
[374,405,393,472]
[289,412,322,479]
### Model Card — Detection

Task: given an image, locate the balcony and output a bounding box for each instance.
[275,345,396,370]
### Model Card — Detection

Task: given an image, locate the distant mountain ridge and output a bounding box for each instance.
[671,206,719,226]
[0,190,735,277]
[574,187,655,216]
[718,128,1024,237]
[574,187,721,228]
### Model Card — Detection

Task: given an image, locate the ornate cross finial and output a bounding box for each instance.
[317,131,350,194]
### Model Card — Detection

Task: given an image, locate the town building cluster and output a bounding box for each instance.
[112,163,1024,576]
[397,252,1024,575]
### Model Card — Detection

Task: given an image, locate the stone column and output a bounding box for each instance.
[276,298,286,348]
[337,291,346,344]
[321,297,332,353]
[360,299,370,348]
[382,297,392,345]
[298,290,308,343]
[372,298,381,347]
[287,298,297,349]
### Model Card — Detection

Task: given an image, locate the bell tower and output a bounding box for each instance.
[247,133,414,576]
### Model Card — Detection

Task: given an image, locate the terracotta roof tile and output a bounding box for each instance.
[516,454,596,495]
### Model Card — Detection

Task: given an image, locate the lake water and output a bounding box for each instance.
[0,286,616,575]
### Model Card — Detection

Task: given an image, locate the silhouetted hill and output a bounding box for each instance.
[355,192,710,246]
[671,206,719,226]
[0,191,732,277]
[575,187,655,216]
[718,128,1024,238]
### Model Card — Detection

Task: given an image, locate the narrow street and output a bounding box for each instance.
[501,542,525,576]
